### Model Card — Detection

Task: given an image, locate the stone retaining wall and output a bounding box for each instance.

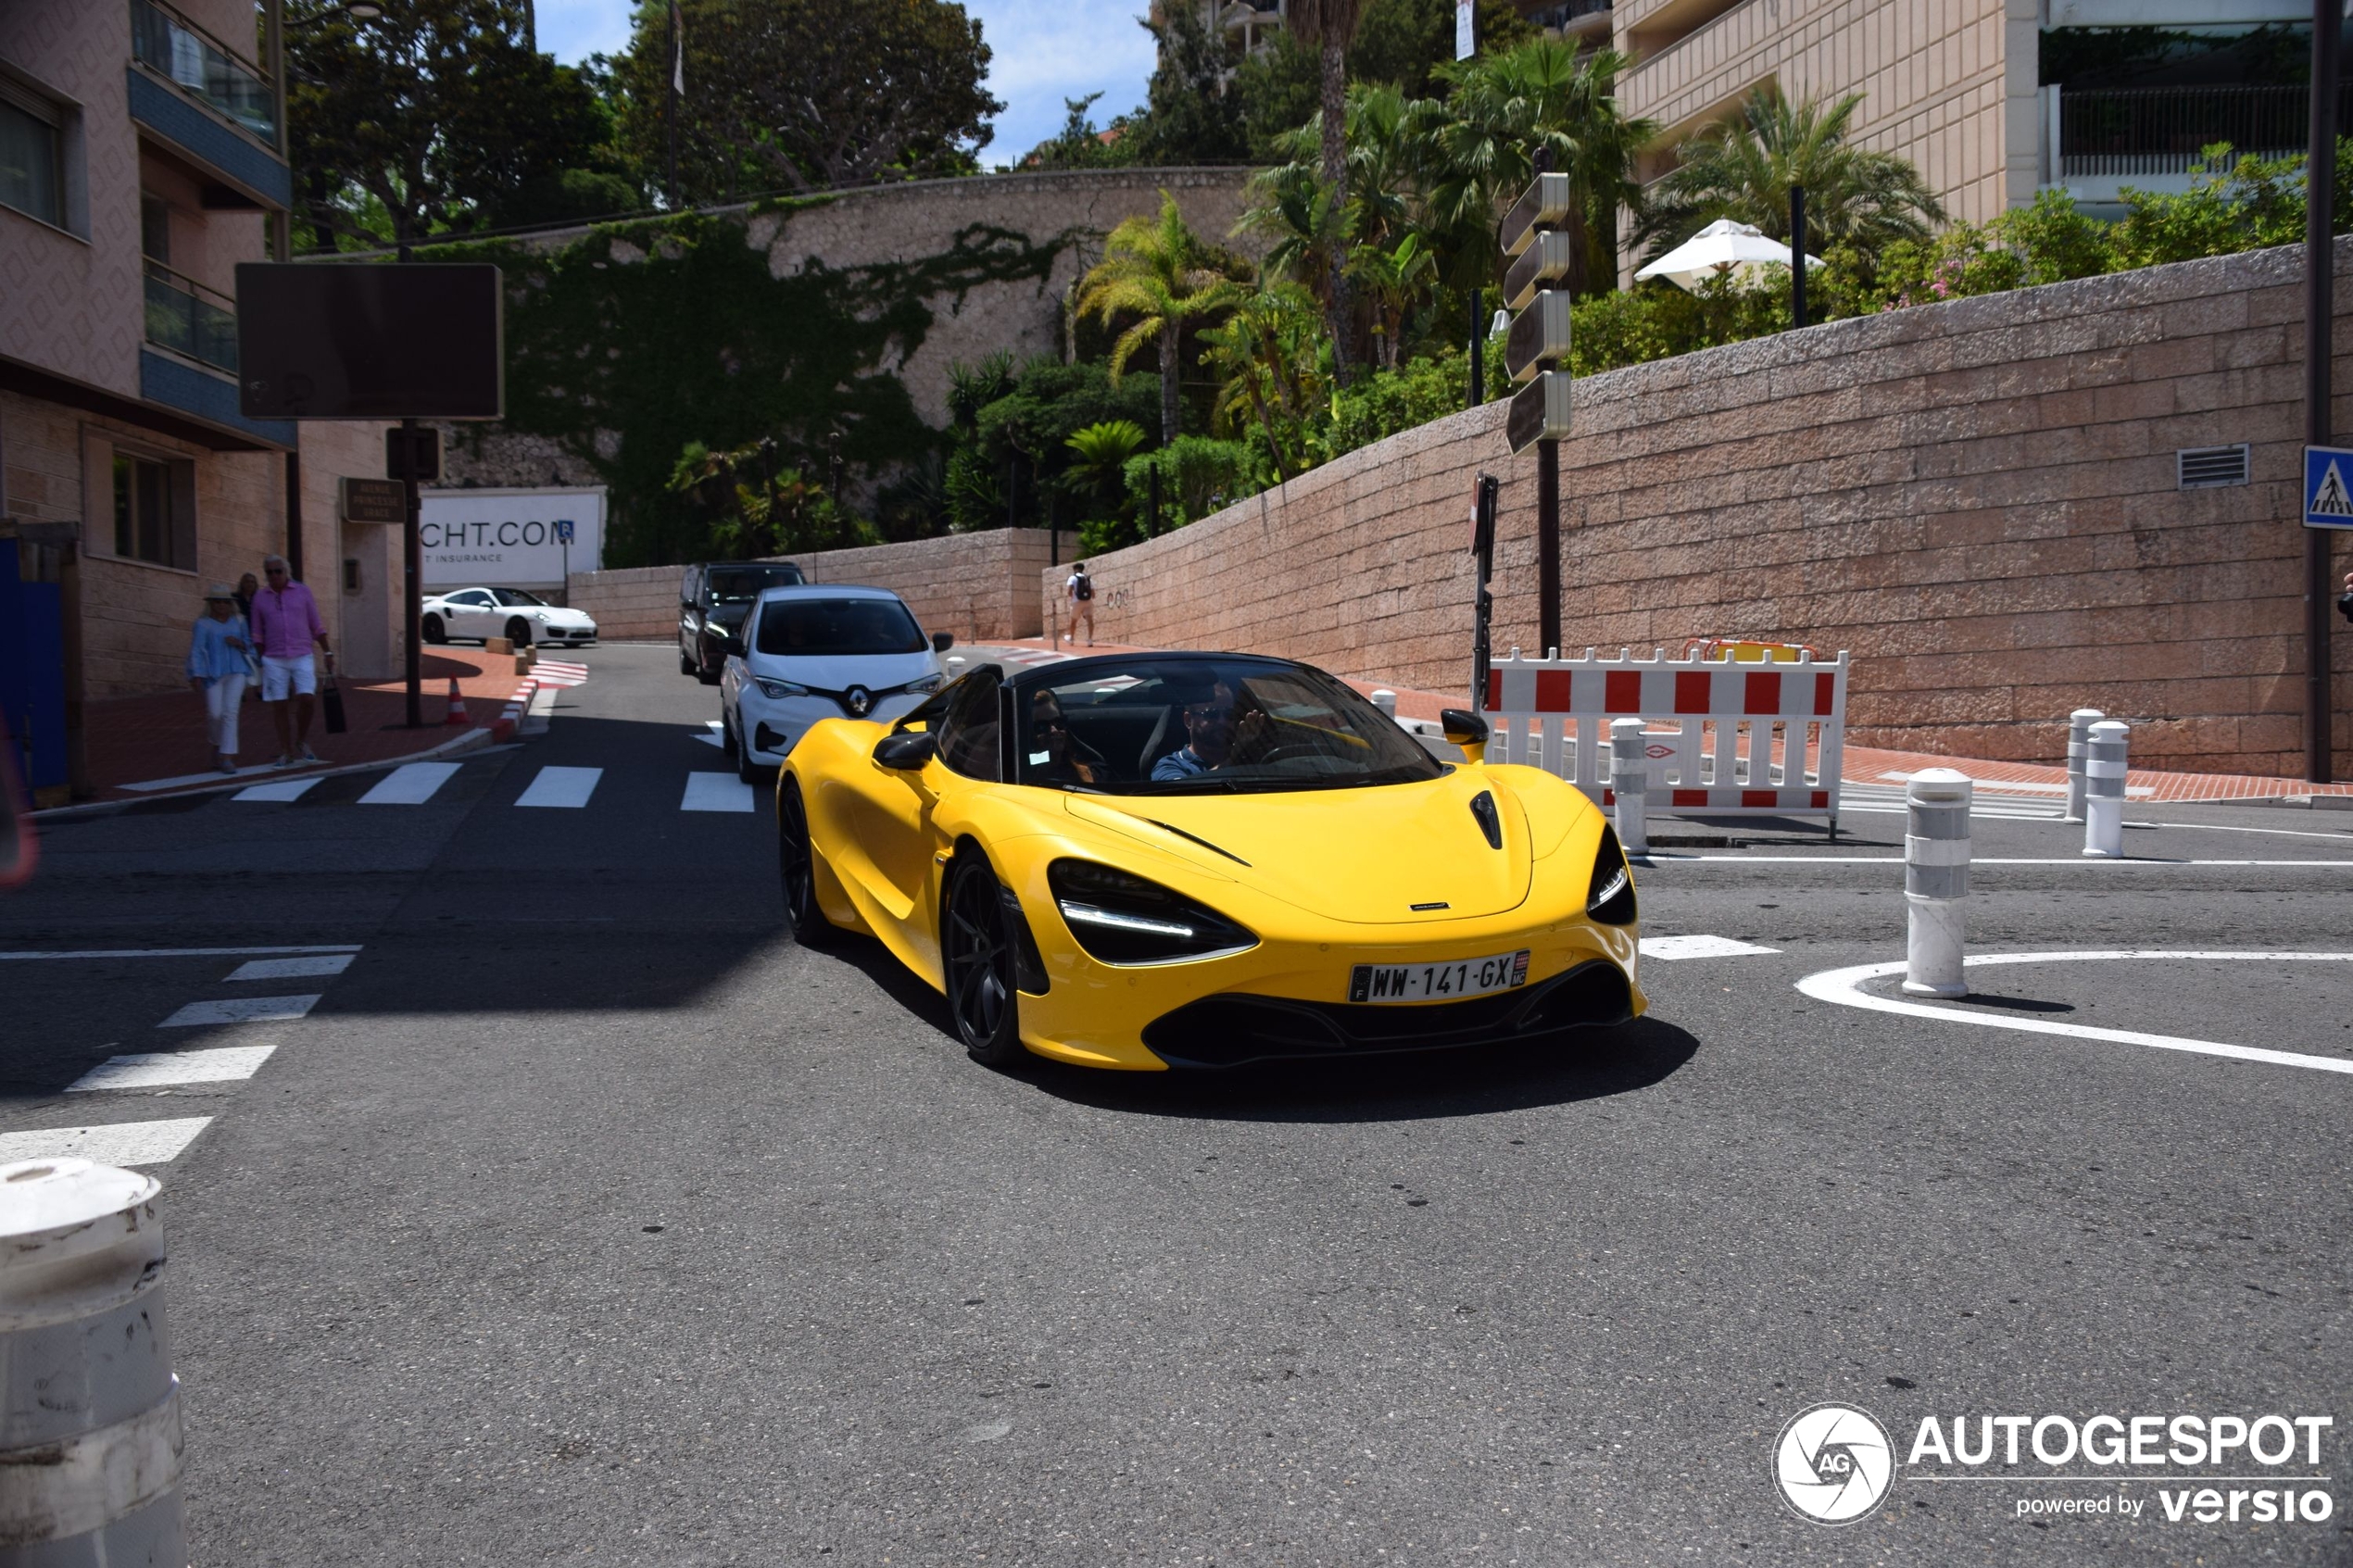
[569,528,1077,643]
[1049,240,2353,777]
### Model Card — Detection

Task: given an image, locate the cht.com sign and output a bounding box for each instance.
[418,486,606,590]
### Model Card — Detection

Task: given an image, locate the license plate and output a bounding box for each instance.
[1349,949,1529,1004]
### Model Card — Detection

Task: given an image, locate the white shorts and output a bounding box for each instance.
[260,654,316,700]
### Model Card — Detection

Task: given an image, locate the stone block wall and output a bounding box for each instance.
[1050,240,2353,778]
[567,528,1077,644]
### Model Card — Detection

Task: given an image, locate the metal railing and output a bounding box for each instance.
[142,263,238,373]
[2058,83,2353,178]
[130,0,275,144]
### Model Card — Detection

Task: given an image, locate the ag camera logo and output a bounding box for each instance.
[1776,1403,1896,1524]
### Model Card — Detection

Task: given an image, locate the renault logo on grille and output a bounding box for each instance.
[843,685,874,717]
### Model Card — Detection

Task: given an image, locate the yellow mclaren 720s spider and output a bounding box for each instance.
[773,651,1644,1071]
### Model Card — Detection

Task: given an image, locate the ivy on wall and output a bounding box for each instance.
[423,204,1079,567]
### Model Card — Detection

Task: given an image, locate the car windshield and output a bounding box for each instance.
[754,597,925,658]
[1013,658,1443,795]
[709,566,803,602]
[491,588,547,607]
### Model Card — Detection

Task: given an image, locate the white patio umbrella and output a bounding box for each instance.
[1634,219,1821,294]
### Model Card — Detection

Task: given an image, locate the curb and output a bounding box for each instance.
[31,676,540,822]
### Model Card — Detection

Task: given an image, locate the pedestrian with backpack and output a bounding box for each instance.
[1064,561,1095,647]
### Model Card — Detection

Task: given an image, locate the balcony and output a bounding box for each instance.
[143,263,237,375]
[1524,0,1615,40]
[2056,83,2353,180]
[125,0,291,210]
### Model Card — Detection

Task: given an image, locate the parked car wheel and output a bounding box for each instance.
[422,615,447,645]
[505,616,534,648]
[735,716,763,784]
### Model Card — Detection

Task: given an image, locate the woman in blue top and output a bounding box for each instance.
[187,584,255,773]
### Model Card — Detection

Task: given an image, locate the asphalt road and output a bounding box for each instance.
[5,642,2349,1566]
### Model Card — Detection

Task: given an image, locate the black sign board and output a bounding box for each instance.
[235,263,504,420]
[1505,292,1573,383]
[1505,372,1573,455]
[1504,232,1577,311]
[384,426,442,483]
[1499,172,1573,257]
[341,477,407,523]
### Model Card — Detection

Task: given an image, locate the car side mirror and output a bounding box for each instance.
[723,632,745,657]
[931,631,955,653]
[1441,709,1490,762]
[873,732,937,771]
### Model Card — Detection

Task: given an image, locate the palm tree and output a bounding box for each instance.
[1076,192,1250,445]
[1197,281,1326,483]
[1063,420,1149,516]
[1637,91,1945,263]
[1284,0,1369,379]
[1407,38,1654,299]
[1238,81,1418,336]
[1345,232,1433,370]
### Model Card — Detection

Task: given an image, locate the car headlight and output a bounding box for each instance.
[755,677,808,700]
[904,672,945,695]
[1049,859,1256,965]
[1586,824,1637,925]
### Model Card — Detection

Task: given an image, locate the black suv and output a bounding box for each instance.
[680,560,805,683]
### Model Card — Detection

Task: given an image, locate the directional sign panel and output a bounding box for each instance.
[1505,292,1572,383]
[1504,231,1578,310]
[1505,371,1572,455]
[1500,173,1574,257]
[2305,445,2353,529]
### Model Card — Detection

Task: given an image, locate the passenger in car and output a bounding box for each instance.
[1027,689,1106,785]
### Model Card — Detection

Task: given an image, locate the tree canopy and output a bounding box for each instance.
[612,0,1002,203]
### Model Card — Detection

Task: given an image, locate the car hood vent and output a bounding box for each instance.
[1469,790,1503,848]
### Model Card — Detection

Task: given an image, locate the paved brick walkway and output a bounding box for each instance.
[82,648,532,802]
[986,638,2353,803]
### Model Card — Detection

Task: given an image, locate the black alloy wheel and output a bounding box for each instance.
[942,856,1023,1067]
[422,615,446,645]
[506,617,532,648]
[776,779,832,947]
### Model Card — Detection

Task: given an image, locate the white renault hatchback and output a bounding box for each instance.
[717,584,952,780]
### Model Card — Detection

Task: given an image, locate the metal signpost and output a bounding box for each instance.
[1469,473,1499,712]
[2306,0,2343,784]
[556,516,575,587]
[387,423,442,727]
[1500,169,1574,657]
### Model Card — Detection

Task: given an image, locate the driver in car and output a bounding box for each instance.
[1151,679,1273,780]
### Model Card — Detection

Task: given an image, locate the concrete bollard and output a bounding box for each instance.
[2063,708,2104,822]
[1902,769,1972,997]
[2082,720,2129,859]
[1369,689,1397,720]
[1609,718,1648,858]
[484,636,511,656]
[0,1159,182,1565]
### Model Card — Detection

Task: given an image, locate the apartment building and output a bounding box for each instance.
[1605,0,2343,277]
[0,0,396,803]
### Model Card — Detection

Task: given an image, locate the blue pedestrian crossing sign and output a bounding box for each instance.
[2305,446,2353,528]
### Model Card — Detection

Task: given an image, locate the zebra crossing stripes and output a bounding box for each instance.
[69,1046,276,1092]
[682,773,757,812]
[157,994,321,1028]
[226,954,354,981]
[0,1119,215,1168]
[533,659,590,687]
[1836,781,2064,822]
[515,765,603,808]
[359,762,463,805]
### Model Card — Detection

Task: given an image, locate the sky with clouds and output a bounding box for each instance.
[534,0,1158,169]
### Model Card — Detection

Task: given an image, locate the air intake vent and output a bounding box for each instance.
[2177,445,2250,489]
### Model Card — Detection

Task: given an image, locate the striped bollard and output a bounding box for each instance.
[1609,719,1648,857]
[0,1159,183,1565]
[1902,769,1972,997]
[2082,720,2129,859]
[2063,708,2104,823]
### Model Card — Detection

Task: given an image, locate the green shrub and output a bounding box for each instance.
[1121,436,1258,535]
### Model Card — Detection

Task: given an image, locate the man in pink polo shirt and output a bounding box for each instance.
[250,554,333,765]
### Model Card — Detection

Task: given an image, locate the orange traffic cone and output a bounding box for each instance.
[444,676,470,726]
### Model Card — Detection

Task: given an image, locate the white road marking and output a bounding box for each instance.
[232,777,323,803]
[693,721,726,749]
[0,945,360,961]
[1649,856,2353,867]
[0,1118,214,1166]
[515,765,603,809]
[1796,951,2353,1077]
[69,1047,276,1092]
[120,762,296,792]
[225,954,354,981]
[359,762,461,805]
[157,995,320,1028]
[534,660,589,687]
[681,773,756,813]
[1640,935,1783,960]
[528,685,560,717]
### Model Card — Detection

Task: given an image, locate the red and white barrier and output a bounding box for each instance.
[1479,646,1849,824]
